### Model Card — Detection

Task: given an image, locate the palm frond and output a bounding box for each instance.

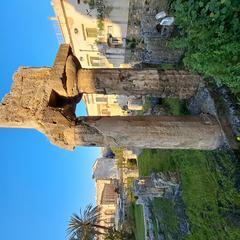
[67,204,106,240]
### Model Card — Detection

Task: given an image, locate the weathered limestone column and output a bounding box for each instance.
[0,44,223,150]
[77,68,201,98]
[74,115,222,150]
[61,43,201,99]
[52,44,202,99]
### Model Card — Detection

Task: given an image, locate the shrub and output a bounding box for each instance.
[170,0,240,94]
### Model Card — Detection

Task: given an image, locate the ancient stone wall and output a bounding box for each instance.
[133,172,189,239]
[0,45,80,150]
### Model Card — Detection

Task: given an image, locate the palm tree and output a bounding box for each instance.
[67,204,134,240]
[67,204,109,240]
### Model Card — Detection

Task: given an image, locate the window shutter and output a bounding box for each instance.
[86,28,97,38]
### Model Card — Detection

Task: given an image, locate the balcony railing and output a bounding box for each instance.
[50,18,65,45]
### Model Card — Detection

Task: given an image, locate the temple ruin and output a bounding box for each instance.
[0,44,222,150]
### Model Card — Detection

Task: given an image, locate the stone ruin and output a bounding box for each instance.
[133,172,189,240]
[0,44,222,150]
[134,172,179,200]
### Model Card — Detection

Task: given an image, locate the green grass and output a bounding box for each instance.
[128,203,145,240]
[162,98,188,116]
[127,178,145,240]
[138,149,177,175]
[150,198,179,240]
[158,64,176,70]
[134,204,145,240]
[132,98,240,239]
[137,97,152,115]
[136,92,240,239]
[126,177,135,202]
[138,97,188,116]
[138,149,240,240]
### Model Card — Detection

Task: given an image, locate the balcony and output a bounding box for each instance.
[107,34,123,48]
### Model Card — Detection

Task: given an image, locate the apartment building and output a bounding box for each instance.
[51,0,141,116]
[92,158,119,238]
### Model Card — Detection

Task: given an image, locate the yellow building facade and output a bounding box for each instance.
[51,0,143,116]
[92,158,119,239]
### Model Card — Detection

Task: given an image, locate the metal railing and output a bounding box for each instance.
[51,18,65,45]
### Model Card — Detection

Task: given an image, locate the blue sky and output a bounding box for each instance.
[0,1,100,240]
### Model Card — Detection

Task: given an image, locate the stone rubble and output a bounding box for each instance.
[133,172,189,240]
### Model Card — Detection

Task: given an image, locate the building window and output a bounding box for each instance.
[90,56,100,67]
[95,97,108,103]
[107,26,113,35]
[81,24,86,40]
[77,0,80,3]
[74,28,78,34]
[105,217,115,224]
[86,28,97,38]
[105,209,115,215]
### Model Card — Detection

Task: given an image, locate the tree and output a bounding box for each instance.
[67,204,134,240]
[67,204,108,240]
[111,147,125,169]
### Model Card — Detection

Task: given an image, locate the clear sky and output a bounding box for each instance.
[0,1,100,240]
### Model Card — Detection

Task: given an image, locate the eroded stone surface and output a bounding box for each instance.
[77,69,201,99]
[133,172,189,240]
[0,44,222,150]
[75,114,222,149]
[0,45,81,150]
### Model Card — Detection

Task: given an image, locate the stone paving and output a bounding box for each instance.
[125,0,183,65]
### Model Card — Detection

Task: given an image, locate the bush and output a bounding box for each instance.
[170,0,240,94]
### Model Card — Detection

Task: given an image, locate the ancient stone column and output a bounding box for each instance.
[75,115,222,150]
[0,94,222,150]
[61,44,201,99]
[0,66,222,150]
[0,44,222,150]
[77,68,201,99]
